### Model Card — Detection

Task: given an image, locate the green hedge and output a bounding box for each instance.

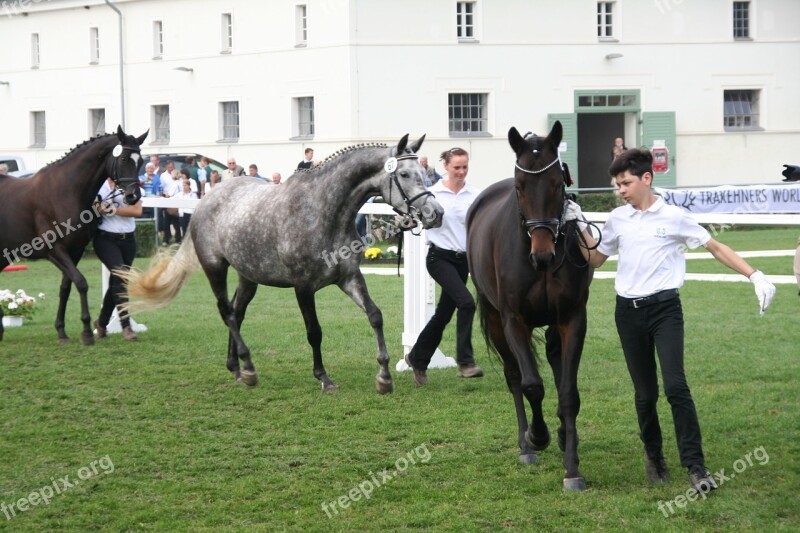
[574,192,622,212]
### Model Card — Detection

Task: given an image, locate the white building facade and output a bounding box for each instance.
[0,0,798,189]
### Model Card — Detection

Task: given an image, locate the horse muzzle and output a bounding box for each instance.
[418,198,444,229]
[123,183,142,205]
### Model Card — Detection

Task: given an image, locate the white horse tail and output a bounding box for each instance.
[119,232,200,314]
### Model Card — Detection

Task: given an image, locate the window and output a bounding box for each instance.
[31,33,40,68]
[153,20,163,59]
[597,2,614,39]
[152,105,170,143]
[724,90,759,130]
[221,13,233,53]
[220,101,240,141]
[456,2,475,40]
[733,1,750,39]
[30,111,46,147]
[448,93,488,135]
[293,97,315,138]
[295,4,307,46]
[89,108,105,137]
[89,26,99,64]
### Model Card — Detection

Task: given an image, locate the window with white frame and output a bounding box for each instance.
[89,26,99,64]
[597,2,615,39]
[293,97,315,138]
[221,13,233,53]
[448,93,488,135]
[456,2,476,40]
[89,108,105,137]
[153,20,163,59]
[31,33,40,68]
[724,90,759,130]
[295,4,308,46]
[152,105,170,143]
[733,1,750,39]
[220,101,240,141]
[30,111,46,147]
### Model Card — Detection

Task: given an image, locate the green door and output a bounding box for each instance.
[547,113,578,189]
[641,111,677,186]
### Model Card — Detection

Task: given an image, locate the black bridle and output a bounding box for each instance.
[104,144,143,205]
[514,155,571,244]
[387,153,435,235]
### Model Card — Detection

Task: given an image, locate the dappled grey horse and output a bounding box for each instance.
[123,135,443,394]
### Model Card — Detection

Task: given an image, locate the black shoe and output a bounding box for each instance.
[688,464,718,493]
[404,354,427,386]
[644,450,670,484]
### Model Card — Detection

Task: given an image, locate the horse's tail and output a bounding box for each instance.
[119,232,200,314]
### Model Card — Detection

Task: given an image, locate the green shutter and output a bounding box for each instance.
[547,113,578,188]
[641,111,677,186]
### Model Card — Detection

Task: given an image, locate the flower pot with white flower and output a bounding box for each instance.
[1,289,43,327]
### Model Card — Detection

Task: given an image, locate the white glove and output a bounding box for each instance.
[563,200,587,232]
[749,270,776,316]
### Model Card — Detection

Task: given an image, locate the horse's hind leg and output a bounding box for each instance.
[55,273,73,343]
[338,273,392,394]
[49,248,94,346]
[226,276,259,386]
[295,288,338,393]
[206,263,257,386]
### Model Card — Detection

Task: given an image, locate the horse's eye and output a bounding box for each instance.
[398,170,409,179]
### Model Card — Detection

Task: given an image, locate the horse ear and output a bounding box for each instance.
[409,134,426,154]
[115,125,125,140]
[508,127,526,156]
[395,134,410,155]
[136,130,149,145]
[547,121,563,149]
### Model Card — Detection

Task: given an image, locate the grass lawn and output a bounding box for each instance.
[0,227,798,532]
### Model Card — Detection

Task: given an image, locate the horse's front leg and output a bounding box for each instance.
[295,288,338,393]
[338,273,392,394]
[550,315,588,492]
[48,249,93,346]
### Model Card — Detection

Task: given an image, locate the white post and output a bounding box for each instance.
[396,229,456,371]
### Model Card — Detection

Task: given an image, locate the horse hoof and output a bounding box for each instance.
[236,370,259,386]
[524,427,551,451]
[322,382,339,393]
[58,337,70,344]
[375,376,393,395]
[80,334,95,346]
[518,453,539,465]
[563,477,587,492]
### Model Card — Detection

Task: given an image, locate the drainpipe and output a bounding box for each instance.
[105,0,125,129]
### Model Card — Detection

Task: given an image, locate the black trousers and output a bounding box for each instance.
[614,295,705,468]
[179,213,192,238]
[93,233,137,329]
[406,247,475,370]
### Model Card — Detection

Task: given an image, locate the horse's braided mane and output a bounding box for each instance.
[46,133,115,169]
[295,142,388,174]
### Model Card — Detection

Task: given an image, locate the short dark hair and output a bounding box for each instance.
[609,148,653,178]
[180,168,190,178]
[304,148,314,155]
[249,164,258,171]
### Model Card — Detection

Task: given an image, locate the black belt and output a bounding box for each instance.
[97,230,136,240]
[617,289,679,309]
[429,244,467,260]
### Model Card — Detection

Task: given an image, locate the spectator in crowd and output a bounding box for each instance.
[149,154,162,174]
[156,161,177,245]
[611,137,627,160]
[139,162,158,196]
[185,156,201,194]
[248,164,267,181]
[271,172,282,185]
[197,156,210,192]
[0,163,8,175]
[297,148,315,170]
[93,176,142,342]
[174,178,196,239]
[222,158,245,181]
[204,170,221,196]
[420,156,441,187]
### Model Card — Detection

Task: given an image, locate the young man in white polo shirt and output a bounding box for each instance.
[565,148,776,494]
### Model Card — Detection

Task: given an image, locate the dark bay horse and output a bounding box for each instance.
[0,126,147,344]
[123,135,443,393]
[467,121,594,491]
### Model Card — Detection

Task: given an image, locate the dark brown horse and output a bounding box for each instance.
[0,126,147,344]
[466,121,594,491]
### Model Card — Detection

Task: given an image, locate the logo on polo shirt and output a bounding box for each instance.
[654,227,667,238]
